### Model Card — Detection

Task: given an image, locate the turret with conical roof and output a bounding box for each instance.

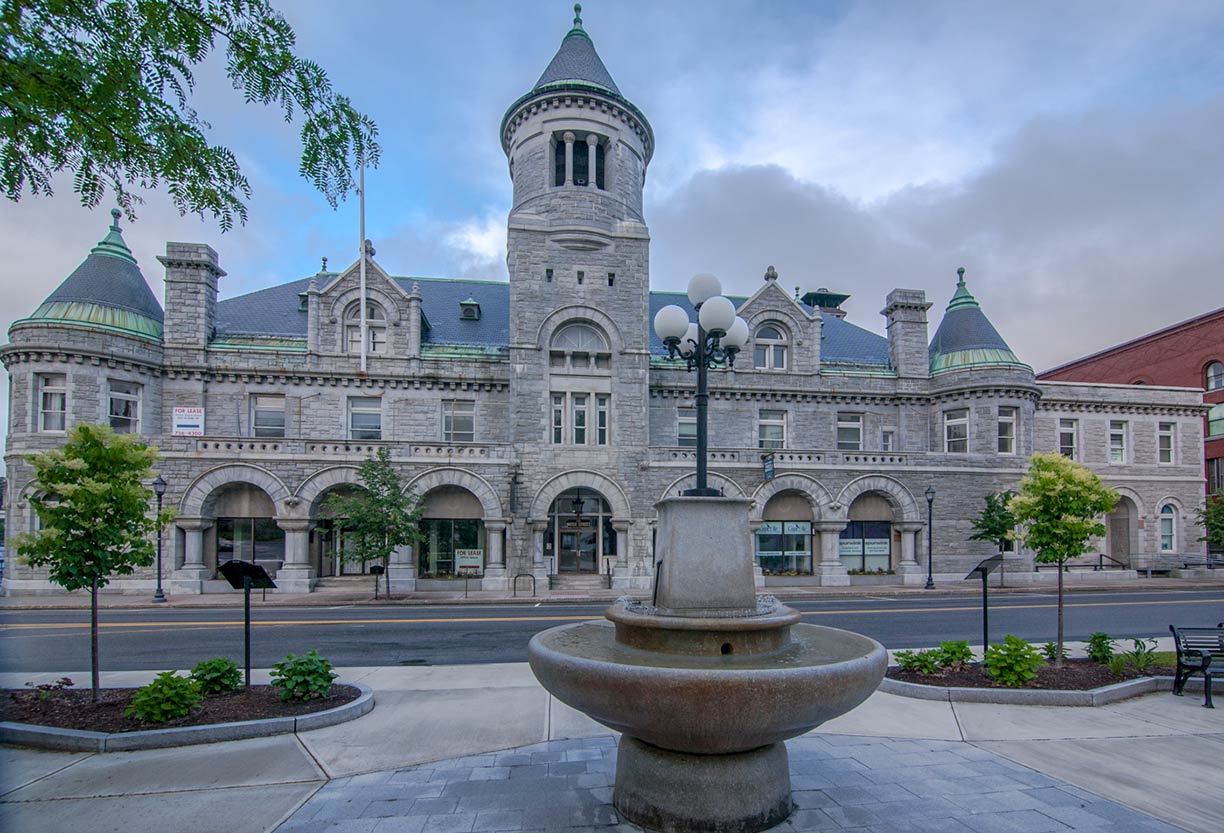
[18,209,164,340]
[928,268,1028,374]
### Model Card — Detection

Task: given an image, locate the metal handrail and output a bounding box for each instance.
[513,573,536,597]
[1095,552,1126,571]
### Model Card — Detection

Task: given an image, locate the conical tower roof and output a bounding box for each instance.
[532,4,621,95]
[928,268,1026,373]
[23,209,163,340]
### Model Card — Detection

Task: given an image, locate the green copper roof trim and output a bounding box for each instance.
[209,337,307,352]
[945,266,980,313]
[421,343,507,360]
[930,348,1032,375]
[17,301,162,339]
[90,209,139,266]
[500,83,653,148]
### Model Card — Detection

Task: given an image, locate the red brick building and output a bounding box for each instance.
[1038,306,1224,519]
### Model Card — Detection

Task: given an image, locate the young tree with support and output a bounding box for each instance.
[321,448,424,599]
[1008,453,1118,666]
[15,424,175,701]
[969,490,1016,585]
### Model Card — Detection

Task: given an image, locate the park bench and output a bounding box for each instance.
[1168,623,1223,708]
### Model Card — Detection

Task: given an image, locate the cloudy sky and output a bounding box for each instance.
[3,0,1223,459]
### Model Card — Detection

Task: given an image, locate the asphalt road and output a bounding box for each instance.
[1,589,1221,673]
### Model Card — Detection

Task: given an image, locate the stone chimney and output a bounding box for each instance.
[881,289,931,379]
[159,243,225,349]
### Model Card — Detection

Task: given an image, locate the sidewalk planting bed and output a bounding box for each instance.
[886,659,1176,690]
[2,684,361,733]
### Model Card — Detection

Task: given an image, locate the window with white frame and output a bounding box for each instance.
[549,391,609,445]
[1058,418,1078,459]
[347,397,382,440]
[1109,420,1128,463]
[944,408,969,453]
[1208,404,1224,439]
[344,301,387,355]
[881,429,895,452]
[37,373,67,432]
[677,407,696,447]
[250,395,286,438]
[443,400,475,443]
[1157,422,1176,465]
[550,322,611,372]
[107,380,141,434]
[997,406,1017,455]
[758,409,786,449]
[1206,361,1223,392]
[753,325,788,370]
[837,413,862,451]
[1159,504,1176,552]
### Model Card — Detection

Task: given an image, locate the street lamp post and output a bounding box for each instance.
[653,274,749,496]
[924,486,936,590]
[152,475,167,603]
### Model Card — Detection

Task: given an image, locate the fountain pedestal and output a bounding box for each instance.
[529,496,886,833]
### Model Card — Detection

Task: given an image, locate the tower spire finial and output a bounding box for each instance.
[573,3,583,28]
[956,266,966,286]
[110,207,122,231]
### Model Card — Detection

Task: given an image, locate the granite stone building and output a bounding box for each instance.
[1,12,1208,596]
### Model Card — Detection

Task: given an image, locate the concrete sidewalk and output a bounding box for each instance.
[2,659,1221,833]
[3,574,1222,610]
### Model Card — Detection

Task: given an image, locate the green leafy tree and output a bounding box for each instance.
[1,0,379,230]
[321,448,423,598]
[1194,490,1224,553]
[14,424,175,701]
[1008,453,1118,666]
[969,491,1016,554]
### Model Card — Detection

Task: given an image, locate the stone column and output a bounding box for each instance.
[813,521,850,586]
[275,519,316,593]
[388,543,416,593]
[611,519,632,590]
[563,132,575,185]
[749,521,765,588]
[171,517,212,594]
[586,134,598,186]
[482,520,509,591]
[893,522,924,585]
[531,519,550,582]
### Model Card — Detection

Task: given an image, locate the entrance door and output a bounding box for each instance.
[1107,510,1131,565]
[558,520,598,573]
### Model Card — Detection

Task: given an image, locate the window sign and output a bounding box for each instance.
[839,521,892,572]
[755,520,810,574]
[172,407,204,436]
[839,539,861,558]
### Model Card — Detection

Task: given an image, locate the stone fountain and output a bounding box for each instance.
[529,496,887,833]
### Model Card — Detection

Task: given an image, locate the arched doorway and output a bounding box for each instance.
[546,488,615,574]
[840,493,895,573]
[310,484,366,577]
[756,491,814,575]
[206,483,283,576]
[418,486,486,578]
[1107,496,1137,566]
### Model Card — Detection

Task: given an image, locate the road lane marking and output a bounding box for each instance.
[2,596,1221,633]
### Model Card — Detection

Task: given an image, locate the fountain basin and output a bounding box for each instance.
[529,618,886,754]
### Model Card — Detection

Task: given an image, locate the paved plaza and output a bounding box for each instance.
[2,655,1222,833]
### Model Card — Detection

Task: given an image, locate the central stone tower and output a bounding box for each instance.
[501,5,656,582]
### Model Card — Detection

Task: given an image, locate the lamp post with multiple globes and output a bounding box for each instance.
[653,274,749,496]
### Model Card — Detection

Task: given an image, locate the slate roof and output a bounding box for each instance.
[216,278,892,367]
[927,270,1025,373]
[533,17,621,96]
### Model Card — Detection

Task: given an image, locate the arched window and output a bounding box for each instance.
[753,324,788,370]
[1206,361,1224,392]
[1159,504,1177,552]
[550,322,611,372]
[553,133,607,189]
[549,322,611,445]
[344,300,387,355]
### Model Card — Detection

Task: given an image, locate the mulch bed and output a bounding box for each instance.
[887,658,1177,690]
[0,683,361,733]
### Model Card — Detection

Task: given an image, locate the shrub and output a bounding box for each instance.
[124,672,202,722]
[191,657,243,695]
[25,677,74,700]
[894,649,941,674]
[1123,638,1158,674]
[1042,641,1068,663]
[1107,654,1128,677]
[1086,632,1115,664]
[270,650,338,701]
[983,636,1044,687]
[936,640,974,670]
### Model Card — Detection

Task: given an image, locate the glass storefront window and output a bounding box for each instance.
[755,521,812,575]
[216,518,285,570]
[839,521,891,573]
[418,519,485,577]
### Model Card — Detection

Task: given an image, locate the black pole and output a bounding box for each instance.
[694,320,709,493]
[982,570,989,650]
[244,575,252,689]
[152,491,166,603]
[925,496,935,589]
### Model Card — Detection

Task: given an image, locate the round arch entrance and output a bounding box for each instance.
[841,493,896,573]
[1107,496,1138,567]
[756,491,815,575]
[546,488,615,574]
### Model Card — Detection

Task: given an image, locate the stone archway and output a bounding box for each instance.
[1107,495,1138,567]
[295,466,363,516]
[530,470,630,522]
[749,474,831,524]
[407,467,503,520]
[179,464,291,518]
[834,475,919,523]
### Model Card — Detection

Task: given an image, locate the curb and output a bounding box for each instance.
[0,682,373,752]
[878,674,1204,706]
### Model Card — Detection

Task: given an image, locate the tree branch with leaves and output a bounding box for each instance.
[0,0,379,230]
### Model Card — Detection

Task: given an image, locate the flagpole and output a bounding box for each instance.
[358,154,367,373]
